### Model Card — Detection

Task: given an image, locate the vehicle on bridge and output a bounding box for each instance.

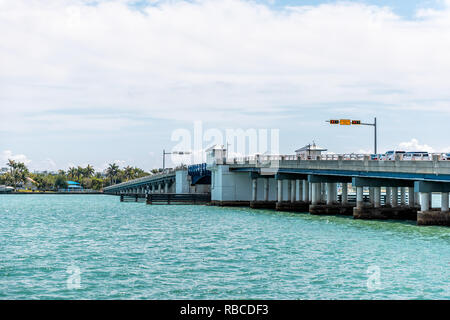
[381,150,406,160]
[442,153,450,160]
[402,152,431,161]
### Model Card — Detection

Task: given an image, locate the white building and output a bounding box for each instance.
[295,142,327,159]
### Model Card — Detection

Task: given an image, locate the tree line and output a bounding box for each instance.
[0,160,158,191]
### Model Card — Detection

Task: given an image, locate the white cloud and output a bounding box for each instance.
[0,150,32,166]
[2,0,450,133]
[397,139,435,153]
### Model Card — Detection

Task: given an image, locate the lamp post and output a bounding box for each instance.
[162,150,192,172]
[326,117,378,154]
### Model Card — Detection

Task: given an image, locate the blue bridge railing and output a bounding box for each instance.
[188,163,211,185]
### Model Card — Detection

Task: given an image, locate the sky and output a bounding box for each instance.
[1,0,450,172]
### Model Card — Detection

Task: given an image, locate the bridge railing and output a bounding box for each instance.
[104,169,176,191]
[221,153,448,165]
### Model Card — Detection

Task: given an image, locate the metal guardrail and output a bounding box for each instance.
[214,153,449,165]
[103,169,176,191]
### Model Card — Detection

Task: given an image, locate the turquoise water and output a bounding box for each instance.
[0,195,449,300]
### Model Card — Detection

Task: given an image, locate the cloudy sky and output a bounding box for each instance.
[1,0,449,172]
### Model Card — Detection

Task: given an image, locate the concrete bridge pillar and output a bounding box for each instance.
[401,187,407,205]
[297,180,303,202]
[326,183,335,205]
[252,178,258,202]
[385,187,392,206]
[408,187,415,207]
[303,180,310,202]
[356,186,364,210]
[341,183,348,205]
[369,187,374,206]
[321,183,326,202]
[392,187,399,207]
[374,187,381,208]
[287,180,292,202]
[420,192,430,212]
[442,192,449,212]
[164,183,169,194]
[415,192,420,206]
[290,180,296,203]
[277,180,283,204]
[264,178,269,202]
[312,183,320,205]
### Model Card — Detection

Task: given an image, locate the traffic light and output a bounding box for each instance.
[329,120,340,124]
[352,120,361,125]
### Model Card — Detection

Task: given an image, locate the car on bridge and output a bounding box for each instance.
[381,150,406,160]
[402,151,431,160]
[442,153,450,160]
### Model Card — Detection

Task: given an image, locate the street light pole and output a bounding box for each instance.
[361,117,377,154]
[162,150,192,172]
[326,117,378,154]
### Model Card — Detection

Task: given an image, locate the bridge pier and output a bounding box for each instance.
[273,174,310,212]
[416,181,450,226]
[309,175,354,215]
[353,178,418,220]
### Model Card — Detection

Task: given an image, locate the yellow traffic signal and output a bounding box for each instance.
[340,119,351,125]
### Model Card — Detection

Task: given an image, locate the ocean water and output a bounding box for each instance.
[0,194,449,300]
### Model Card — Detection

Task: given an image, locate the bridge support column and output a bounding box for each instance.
[252,178,257,202]
[287,180,292,202]
[264,178,269,202]
[308,175,353,215]
[326,183,335,205]
[353,178,417,220]
[374,187,381,208]
[311,183,320,205]
[392,187,398,207]
[341,183,348,205]
[356,187,364,210]
[385,187,392,206]
[408,187,415,207]
[277,180,283,204]
[417,182,450,226]
[400,187,407,206]
[297,180,303,202]
[420,192,430,212]
[303,180,310,202]
[290,180,296,203]
[441,192,449,212]
[275,174,309,212]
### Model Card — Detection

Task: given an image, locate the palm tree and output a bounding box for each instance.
[68,167,77,180]
[106,163,119,184]
[123,166,134,181]
[76,166,84,182]
[84,165,95,178]
[6,159,28,190]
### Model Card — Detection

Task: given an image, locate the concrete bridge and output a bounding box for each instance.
[103,164,211,195]
[103,151,450,226]
[207,153,450,226]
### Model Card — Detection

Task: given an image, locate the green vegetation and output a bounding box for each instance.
[0,160,152,191]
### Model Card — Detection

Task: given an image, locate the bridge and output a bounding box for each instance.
[103,151,450,226]
[207,153,450,226]
[103,164,212,196]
